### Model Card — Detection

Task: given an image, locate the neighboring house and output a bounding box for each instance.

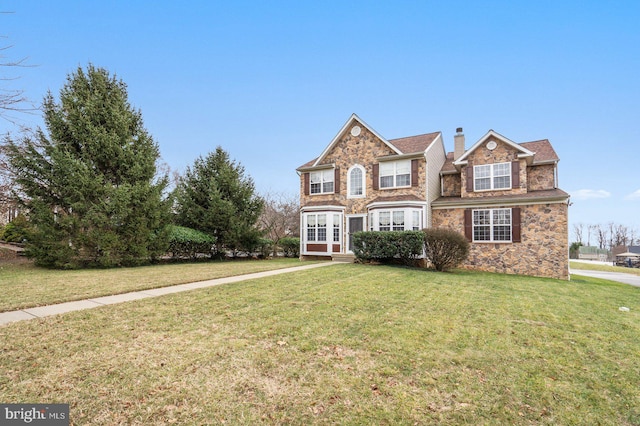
[297,114,570,280]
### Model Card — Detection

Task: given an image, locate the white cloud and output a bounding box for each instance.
[570,189,611,200]
[625,189,640,200]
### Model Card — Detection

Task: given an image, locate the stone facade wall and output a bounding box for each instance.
[461,140,527,198]
[527,164,555,191]
[299,125,427,217]
[432,202,569,280]
[441,174,461,197]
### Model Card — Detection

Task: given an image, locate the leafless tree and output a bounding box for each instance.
[573,222,584,244]
[259,191,299,255]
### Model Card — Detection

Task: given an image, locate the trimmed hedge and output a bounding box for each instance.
[167,225,216,259]
[279,237,300,258]
[352,231,423,266]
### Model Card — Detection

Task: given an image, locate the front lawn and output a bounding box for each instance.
[0,258,305,312]
[0,264,638,424]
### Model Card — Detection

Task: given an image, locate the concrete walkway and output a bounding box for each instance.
[0,262,336,327]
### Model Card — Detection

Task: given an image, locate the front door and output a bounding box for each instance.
[347,216,365,252]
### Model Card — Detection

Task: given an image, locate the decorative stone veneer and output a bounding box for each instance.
[441,174,461,197]
[299,125,427,217]
[432,202,569,280]
[527,164,555,191]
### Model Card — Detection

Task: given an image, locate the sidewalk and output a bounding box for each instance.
[0,262,336,327]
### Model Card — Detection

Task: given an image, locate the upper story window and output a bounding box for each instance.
[310,169,334,194]
[474,162,511,191]
[473,208,511,242]
[380,160,411,189]
[348,165,366,198]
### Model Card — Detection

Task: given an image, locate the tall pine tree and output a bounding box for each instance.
[174,147,264,257]
[4,65,170,268]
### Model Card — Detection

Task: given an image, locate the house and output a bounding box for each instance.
[297,114,570,280]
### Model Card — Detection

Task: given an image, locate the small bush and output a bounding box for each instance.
[1,215,30,244]
[167,225,216,259]
[352,231,423,266]
[279,237,300,258]
[422,228,469,272]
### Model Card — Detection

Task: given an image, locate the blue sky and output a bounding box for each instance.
[2,1,639,242]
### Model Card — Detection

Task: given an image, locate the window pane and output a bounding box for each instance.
[475,165,491,178]
[396,160,411,174]
[323,181,334,193]
[493,226,511,241]
[308,215,316,226]
[350,168,363,195]
[310,172,321,183]
[393,211,404,231]
[333,214,340,242]
[379,211,391,231]
[413,211,420,230]
[493,163,510,176]
[473,210,490,225]
[493,176,510,189]
[307,228,315,241]
[380,176,394,188]
[474,226,491,241]
[396,173,410,186]
[318,214,326,226]
[379,162,394,176]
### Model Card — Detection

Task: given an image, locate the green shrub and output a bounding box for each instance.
[279,237,300,258]
[422,228,469,271]
[167,225,216,259]
[352,231,423,266]
[1,215,30,244]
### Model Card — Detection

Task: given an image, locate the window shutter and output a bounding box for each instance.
[464,209,473,241]
[466,166,474,192]
[334,168,340,194]
[372,164,379,190]
[512,207,521,242]
[304,173,310,196]
[411,159,419,187]
[511,161,520,188]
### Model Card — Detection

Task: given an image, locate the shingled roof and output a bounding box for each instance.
[387,132,441,154]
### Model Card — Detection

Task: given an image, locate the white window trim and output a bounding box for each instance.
[310,169,335,195]
[379,160,411,189]
[473,162,511,192]
[472,208,512,243]
[369,207,424,232]
[301,211,344,254]
[347,164,366,199]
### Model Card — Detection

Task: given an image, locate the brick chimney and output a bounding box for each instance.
[454,127,465,160]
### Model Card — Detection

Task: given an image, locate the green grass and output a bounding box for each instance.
[0,258,306,312]
[571,260,640,276]
[1,264,638,425]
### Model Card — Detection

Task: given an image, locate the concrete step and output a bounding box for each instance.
[332,254,356,263]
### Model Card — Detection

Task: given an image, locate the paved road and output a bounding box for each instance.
[571,269,640,288]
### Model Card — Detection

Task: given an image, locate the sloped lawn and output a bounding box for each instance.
[1,264,638,424]
[0,258,304,312]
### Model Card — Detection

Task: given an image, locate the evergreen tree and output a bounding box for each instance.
[3,65,170,268]
[174,147,264,257]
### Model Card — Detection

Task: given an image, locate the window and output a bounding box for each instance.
[379,212,391,231]
[348,165,365,198]
[474,162,511,191]
[371,208,423,232]
[310,170,334,194]
[306,213,327,242]
[392,211,404,231]
[380,160,411,188]
[333,214,341,242]
[473,208,511,242]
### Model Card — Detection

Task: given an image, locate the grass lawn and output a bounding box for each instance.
[1,264,639,425]
[0,258,306,312]
[571,260,640,276]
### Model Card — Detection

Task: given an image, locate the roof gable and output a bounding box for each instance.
[311,113,401,168]
[453,130,535,166]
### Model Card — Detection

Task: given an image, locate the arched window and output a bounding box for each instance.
[348,165,366,198]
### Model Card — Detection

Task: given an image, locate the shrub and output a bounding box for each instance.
[352,231,423,266]
[279,237,300,258]
[167,225,216,259]
[1,215,30,244]
[422,228,469,272]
